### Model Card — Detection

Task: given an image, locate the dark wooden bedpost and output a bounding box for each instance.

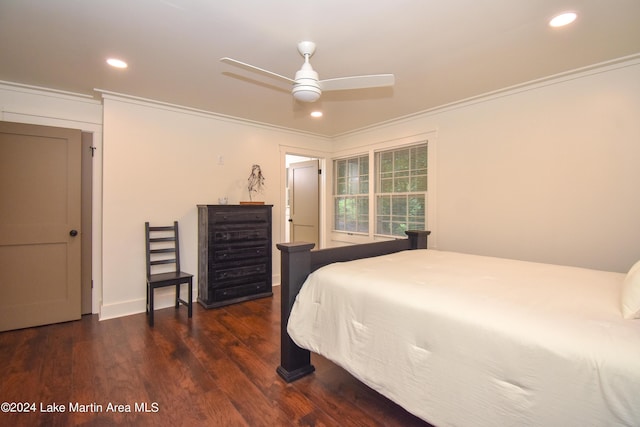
[276,242,316,382]
[406,230,430,249]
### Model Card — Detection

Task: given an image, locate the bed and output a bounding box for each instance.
[276,231,640,426]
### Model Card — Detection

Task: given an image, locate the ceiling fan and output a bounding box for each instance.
[220,41,395,103]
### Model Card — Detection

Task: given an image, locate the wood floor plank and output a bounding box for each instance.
[0,290,431,426]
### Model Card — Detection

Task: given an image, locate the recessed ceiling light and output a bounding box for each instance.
[549,12,577,27]
[106,58,128,69]
[310,111,323,118]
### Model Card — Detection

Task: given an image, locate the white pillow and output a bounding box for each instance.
[622,260,640,319]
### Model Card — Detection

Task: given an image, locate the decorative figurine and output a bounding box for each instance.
[247,164,265,202]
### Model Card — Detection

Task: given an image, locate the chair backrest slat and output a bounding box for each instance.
[150,259,176,266]
[149,226,174,231]
[150,248,175,254]
[149,237,176,242]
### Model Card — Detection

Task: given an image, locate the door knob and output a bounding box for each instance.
[288,219,293,222]
[69,229,78,237]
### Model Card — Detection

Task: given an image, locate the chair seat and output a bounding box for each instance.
[148,271,193,287]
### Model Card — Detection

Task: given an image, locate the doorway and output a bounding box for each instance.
[285,154,322,249]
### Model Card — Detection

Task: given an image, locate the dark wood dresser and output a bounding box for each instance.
[197,204,273,308]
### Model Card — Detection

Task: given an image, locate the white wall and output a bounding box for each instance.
[333,59,640,273]
[100,95,330,318]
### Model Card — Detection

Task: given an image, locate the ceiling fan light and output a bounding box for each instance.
[292,85,321,102]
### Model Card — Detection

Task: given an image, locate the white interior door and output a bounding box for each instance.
[288,160,319,248]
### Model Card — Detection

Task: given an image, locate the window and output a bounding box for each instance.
[333,155,369,233]
[332,140,429,240]
[375,143,427,237]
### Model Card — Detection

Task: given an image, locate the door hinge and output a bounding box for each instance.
[91,279,94,289]
[89,146,97,157]
[318,168,322,175]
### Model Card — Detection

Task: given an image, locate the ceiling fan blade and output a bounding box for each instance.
[319,74,395,91]
[220,57,295,85]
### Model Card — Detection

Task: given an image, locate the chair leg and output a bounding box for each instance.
[175,284,180,309]
[148,286,154,327]
[188,279,193,318]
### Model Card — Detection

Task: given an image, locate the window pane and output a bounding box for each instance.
[380,178,393,193]
[410,175,427,192]
[408,195,425,217]
[360,178,369,194]
[392,195,407,214]
[380,152,393,173]
[357,197,368,213]
[411,145,427,169]
[377,195,391,215]
[392,221,407,236]
[394,149,410,171]
[394,177,409,192]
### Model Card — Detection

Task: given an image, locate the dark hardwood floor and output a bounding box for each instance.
[0,290,431,426]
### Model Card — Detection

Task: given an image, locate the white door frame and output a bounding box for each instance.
[280,145,329,249]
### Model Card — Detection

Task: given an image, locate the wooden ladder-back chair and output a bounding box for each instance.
[145,221,193,327]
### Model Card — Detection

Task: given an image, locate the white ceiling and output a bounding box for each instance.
[1,0,639,137]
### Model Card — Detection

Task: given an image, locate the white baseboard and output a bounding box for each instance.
[99,286,193,321]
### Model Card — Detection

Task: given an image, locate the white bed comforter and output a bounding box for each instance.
[287,250,640,427]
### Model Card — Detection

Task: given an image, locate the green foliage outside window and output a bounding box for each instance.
[334,155,369,233]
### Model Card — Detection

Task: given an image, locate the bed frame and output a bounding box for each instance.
[275,230,431,382]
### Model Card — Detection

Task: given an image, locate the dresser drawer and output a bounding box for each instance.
[214,263,266,282]
[213,281,269,301]
[213,227,268,242]
[213,244,268,262]
[210,209,269,224]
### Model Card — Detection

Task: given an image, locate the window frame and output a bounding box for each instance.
[332,154,370,235]
[330,133,435,246]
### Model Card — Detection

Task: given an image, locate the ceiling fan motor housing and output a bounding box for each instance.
[292,64,321,102]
